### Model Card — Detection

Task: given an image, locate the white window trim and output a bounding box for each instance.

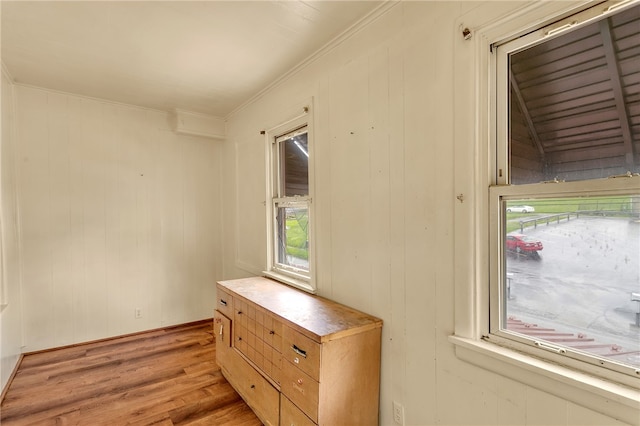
[263,99,316,294]
[489,182,640,380]
[452,2,640,423]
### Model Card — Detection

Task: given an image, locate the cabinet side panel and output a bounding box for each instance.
[318,327,382,425]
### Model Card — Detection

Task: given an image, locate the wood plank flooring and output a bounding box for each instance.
[0,320,262,425]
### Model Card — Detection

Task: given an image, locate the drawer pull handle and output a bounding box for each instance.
[250,384,255,389]
[297,378,303,385]
[219,324,224,336]
[219,299,227,306]
[237,310,242,315]
[269,330,275,335]
[292,344,307,358]
[238,336,242,341]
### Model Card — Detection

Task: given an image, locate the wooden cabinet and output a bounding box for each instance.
[214,277,382,426]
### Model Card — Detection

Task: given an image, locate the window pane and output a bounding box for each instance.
[276,205,309,271]
[508,3,640,185]
[280,132,308,196]
[503,196,640,368]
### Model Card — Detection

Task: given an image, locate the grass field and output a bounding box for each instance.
[508,196,634,214]
[506,196,637,233]
[285,211,309,260]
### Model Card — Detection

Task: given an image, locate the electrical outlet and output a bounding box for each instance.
[135,308,142,319]
[393,401,404,425]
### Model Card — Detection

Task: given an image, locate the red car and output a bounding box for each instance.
[506,234,543,257]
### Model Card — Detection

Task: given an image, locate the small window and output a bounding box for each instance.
[264,109,314,292]
[274,128,309,273]
[492,1,640,378]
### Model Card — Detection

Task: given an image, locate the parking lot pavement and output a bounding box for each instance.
[506,216,640,363]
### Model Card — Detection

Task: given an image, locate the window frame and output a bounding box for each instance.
[263,104,315,293]
[489,181,640,378]
[490,1,640,380]
[450,1,640,423]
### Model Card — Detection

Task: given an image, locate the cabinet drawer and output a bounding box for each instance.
[262,344,282,386]
[283,326,320,381]
[234,298,248,328]
[281,360,319,423]
[234,323,248,354]
[234,319,283,386]
[216,287,234,319]
[222,350,280,426]
[262,314,283,353]
[280,395,316,426]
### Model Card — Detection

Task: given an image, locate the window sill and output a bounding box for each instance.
[262,270,315,294]
[449,335,640,424]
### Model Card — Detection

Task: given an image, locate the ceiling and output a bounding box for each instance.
[1,1,383,118]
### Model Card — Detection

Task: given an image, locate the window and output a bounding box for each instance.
[490,1,640,379]
[451,1,640,421]
[264,107,314,292]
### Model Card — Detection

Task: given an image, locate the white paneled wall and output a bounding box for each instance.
[222,2,630,426]
[11,85,222,352]
[1,69,23,392]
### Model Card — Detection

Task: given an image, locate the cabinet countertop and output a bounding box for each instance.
[217,276,382,343]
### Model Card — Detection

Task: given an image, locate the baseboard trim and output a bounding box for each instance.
[22,318,214,357]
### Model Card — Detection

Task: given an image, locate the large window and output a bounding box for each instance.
[264,108,314,292]
[491,1,640,379]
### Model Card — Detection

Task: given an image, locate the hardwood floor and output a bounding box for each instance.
[0,320,262,425]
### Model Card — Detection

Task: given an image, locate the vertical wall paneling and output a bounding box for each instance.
[496,376,527,425]
[1,68,24,393]
[103,103,123,332]
[222,2,630,425]
[525,387,568,425]
[367,43,394,420]
[313,76,333,295]
[194,134,220,317]
[401,31,439,425]
[328,56,371,310]
[16,87,53,348]
[566,401,629,426]
[158,114,184,326]
[68,97,85,340]
[234,137,266,275]
[12,85,222,352]
[387,33,408,426]
[446,367,500,425]
[47,92,75,346]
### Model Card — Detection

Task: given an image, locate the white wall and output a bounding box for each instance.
[7,84,222,353]
[222,2,630,425]
[1,68,23,392]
